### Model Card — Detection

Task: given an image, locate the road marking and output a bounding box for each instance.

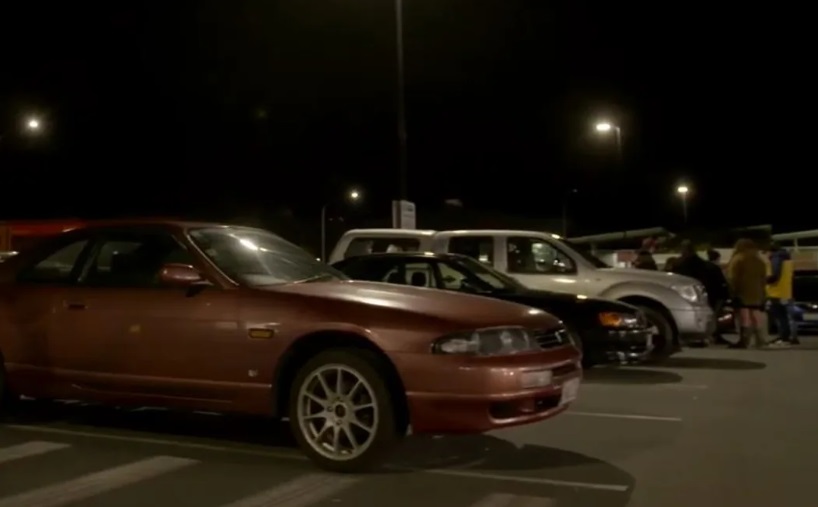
[0,456,198,507]
[220,473,359,507]
[582,383,708,390]
[2,425,630,491]
[468,493,556,507]
[568,411,682,422]
[0,441,70,465]
[407,467,629,492]
[2,424,308,462]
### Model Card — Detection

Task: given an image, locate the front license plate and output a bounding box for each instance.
[521,370,553,389]
[803,313,818,322]
[560,378,580,405]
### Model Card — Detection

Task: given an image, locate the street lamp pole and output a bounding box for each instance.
[676,185,689,225]
[395,0,408,200]
[320,189,361,262]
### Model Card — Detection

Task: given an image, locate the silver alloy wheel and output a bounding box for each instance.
[296,363,379,461]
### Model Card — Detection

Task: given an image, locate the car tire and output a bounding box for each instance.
[639,306,676,360]
[288,348,401,473]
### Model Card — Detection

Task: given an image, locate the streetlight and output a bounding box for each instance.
[321,189,361,262]
[25,117,41,132]
[594,120,622,162]
[676,184,690,224]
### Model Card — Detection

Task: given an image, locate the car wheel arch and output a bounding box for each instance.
[270,330,410,434]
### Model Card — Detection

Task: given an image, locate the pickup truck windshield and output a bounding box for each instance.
[189,227,347,286]
[562,240,610,268]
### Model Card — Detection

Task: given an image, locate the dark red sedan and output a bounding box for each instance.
[0,220,581,471]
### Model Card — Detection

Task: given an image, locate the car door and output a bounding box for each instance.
[48,229,243,404]
[0,236,94,398]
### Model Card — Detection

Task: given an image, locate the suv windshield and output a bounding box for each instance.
[562,240,610,268]
[189,227,347,286]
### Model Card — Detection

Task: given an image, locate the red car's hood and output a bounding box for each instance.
[264,280,561,329]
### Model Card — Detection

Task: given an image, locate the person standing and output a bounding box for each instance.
[673,241,730,345]
[766,242,799,345]
[632,250,658,270]
[726,239,769,349]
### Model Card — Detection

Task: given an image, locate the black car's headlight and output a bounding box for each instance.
[432,326,540,356]
[598,312,643,329]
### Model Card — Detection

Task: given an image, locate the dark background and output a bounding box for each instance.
[0,1,811,235]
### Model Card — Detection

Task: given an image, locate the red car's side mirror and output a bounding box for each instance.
[159,263,205,287]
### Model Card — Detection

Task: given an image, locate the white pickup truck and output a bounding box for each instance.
[330,229,715,356]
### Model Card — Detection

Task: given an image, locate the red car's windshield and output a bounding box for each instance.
[188,227,347,286]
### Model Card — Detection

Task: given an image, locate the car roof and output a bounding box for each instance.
[335,252,470,263]
[66,219,257,233]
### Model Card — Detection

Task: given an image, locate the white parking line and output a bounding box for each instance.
[418,468,629,492]
[568,411,682,422]
[0,441,71,465]
[0,456,198,507]
[468,493,556,507]
[2,425,630,492]
[582,383,708,391]
[220,473,359,507]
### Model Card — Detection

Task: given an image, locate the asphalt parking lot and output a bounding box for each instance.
[1,338,816,507]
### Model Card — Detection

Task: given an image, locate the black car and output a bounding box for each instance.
[332,252,653,367]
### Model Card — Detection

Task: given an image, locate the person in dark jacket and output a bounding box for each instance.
[632,250,658,270]
[672,241,730,344]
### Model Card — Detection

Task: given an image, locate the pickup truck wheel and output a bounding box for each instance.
[639,306,675,360]
[289,348,400,473]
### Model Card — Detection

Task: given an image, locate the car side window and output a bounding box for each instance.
[507,237,575,274]
[81,234,196,288]
[381,261,435,288]
[447,236,494,265]
[16,240,90,283]
[336,258,395,282]
[437,261,468,290]
[343,237,420,259]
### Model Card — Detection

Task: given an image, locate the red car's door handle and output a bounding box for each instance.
[64,301,87,310]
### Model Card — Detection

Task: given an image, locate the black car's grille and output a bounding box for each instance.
[532,328,569,350]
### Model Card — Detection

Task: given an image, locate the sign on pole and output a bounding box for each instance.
[392,200,416,229]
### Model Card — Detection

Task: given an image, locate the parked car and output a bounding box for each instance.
[0,252,17,263]
[333,252,653,367]
[330,229,715,357]
[0,220,581,472]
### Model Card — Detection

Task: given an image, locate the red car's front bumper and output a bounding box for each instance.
[392,346,582,434]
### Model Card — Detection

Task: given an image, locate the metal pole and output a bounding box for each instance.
[395,0,408,201]
[682,196,688,225]
[561,198,568,237]
[320,204,328,262]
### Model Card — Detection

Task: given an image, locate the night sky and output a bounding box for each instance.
[0,2,810,234]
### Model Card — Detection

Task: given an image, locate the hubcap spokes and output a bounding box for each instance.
[297,365,378,460]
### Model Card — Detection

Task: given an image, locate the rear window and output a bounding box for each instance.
[343,237,420,259]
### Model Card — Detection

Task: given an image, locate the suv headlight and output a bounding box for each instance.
[432,326,540,356]
[672,284,705,304]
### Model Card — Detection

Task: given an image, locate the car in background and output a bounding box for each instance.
[0,220,581,472]
[332,252,653,367]
[0,252,17,263]
[330,229,715,358]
